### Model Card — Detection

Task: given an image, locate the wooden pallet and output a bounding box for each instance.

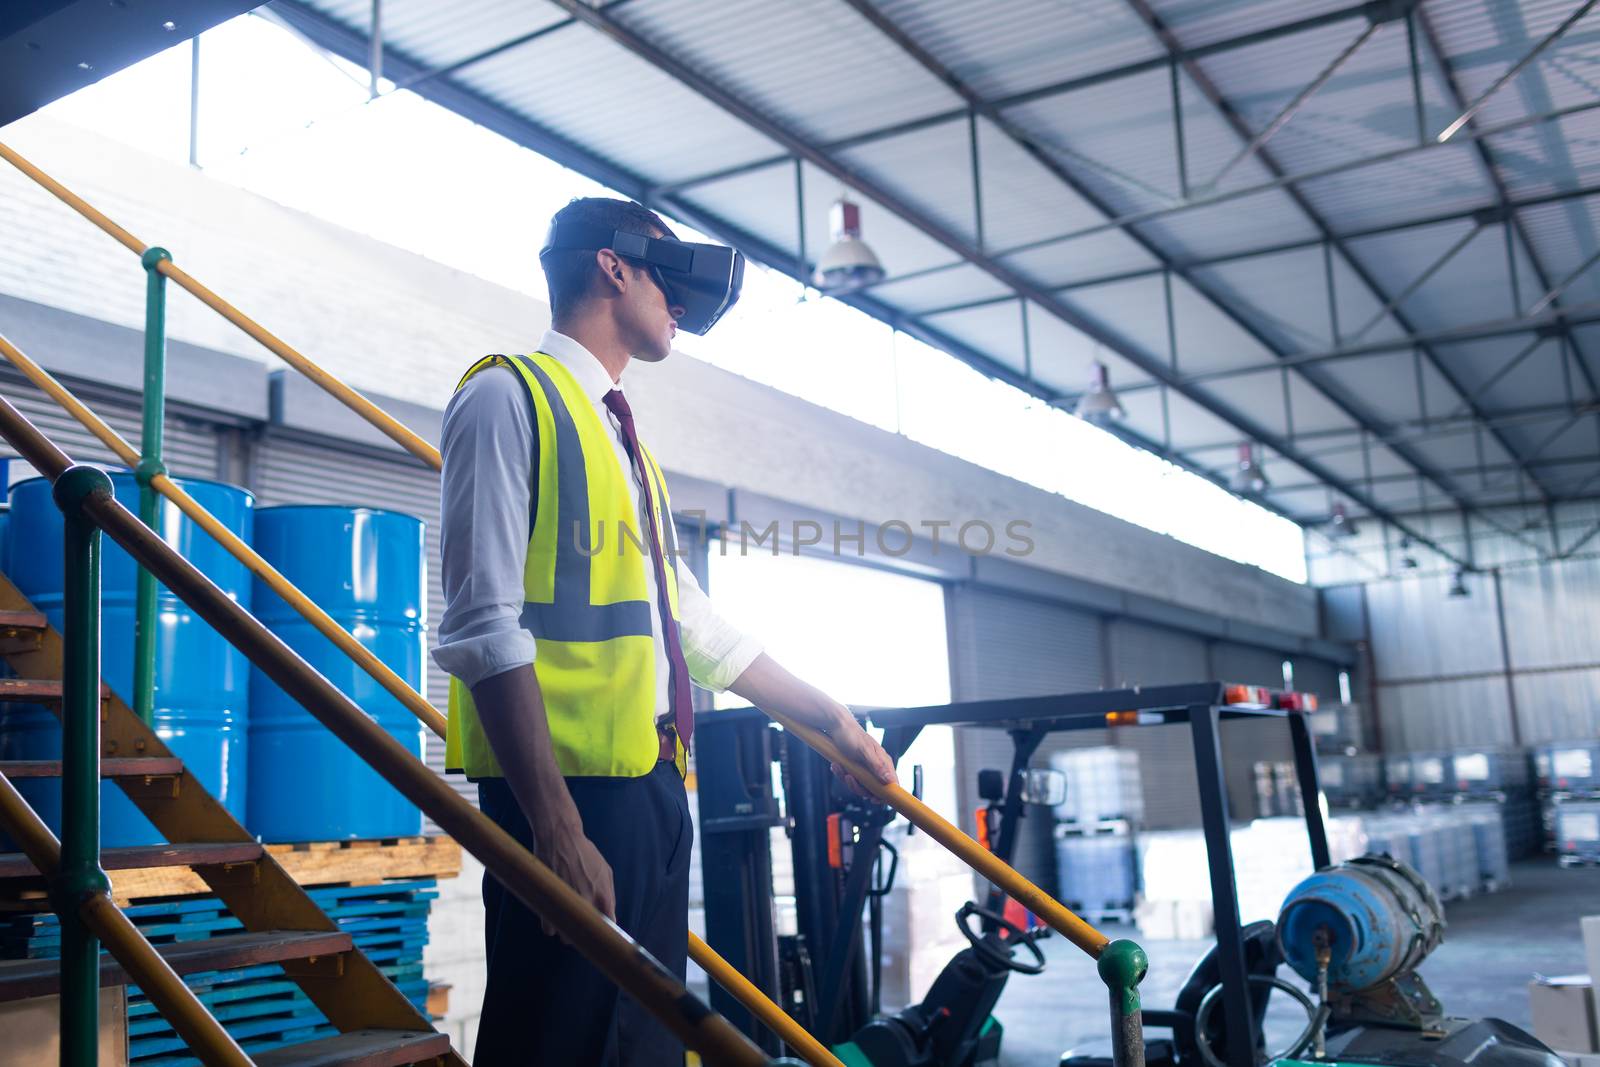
[105,837,462,905]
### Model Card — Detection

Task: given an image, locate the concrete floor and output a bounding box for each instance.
[990,859,1600,1066]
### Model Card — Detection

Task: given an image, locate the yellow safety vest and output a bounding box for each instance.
[445,353,683,779]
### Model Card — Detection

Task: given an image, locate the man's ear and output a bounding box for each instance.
[595,248,628,293]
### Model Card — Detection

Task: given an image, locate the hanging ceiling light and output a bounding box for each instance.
[813,197,885,292]
[1447,567,1470,598]
[1398,535,1419,569]
[1073,360,1127,423]
[1231,442,1269,496]
[1326,502,1359,539]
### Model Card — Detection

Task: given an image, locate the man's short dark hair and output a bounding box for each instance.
[543,197,678,319]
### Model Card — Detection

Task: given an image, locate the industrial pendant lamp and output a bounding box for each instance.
[1231,442,1269,496]
[1398,535,1419,569]
[813,197,885,292]
[1327,502,1359,539]
[1074,360,1127,423]
[1447,567,1470,598]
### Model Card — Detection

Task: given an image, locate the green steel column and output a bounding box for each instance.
[1100,938,1149,1067]
[54,466,114,1067]
[133,247,171,726]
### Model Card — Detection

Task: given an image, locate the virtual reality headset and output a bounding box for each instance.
[539,221,745,336]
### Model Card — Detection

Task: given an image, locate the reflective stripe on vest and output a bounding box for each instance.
[444,353,680,779]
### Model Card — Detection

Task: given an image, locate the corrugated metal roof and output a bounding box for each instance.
[867,0,1166,100]
[279,0,1600,536]
[1485,109,1600,198]
[1002,66,1183,217]
[1150,0,1366,51]
[1425,0,1600,128]
[1297,141,1495,229]
[307,0,572,71]
[451,25,783,183]
[1341,219,1514,335]
[996,230,1162,289]
[612,0,963,144]
[1189,244,1339,352]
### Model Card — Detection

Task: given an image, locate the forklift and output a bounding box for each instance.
[696,706,1049,1067]
[700,683,1568,1067]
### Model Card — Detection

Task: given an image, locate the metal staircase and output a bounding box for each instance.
[0,572,458,1066]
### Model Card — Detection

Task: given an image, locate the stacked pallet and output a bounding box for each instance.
[0,878,437,1063]
[0,835,461,1063]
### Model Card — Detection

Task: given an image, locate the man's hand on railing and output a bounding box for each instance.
[533,815,617,934]
[824,710,898,799]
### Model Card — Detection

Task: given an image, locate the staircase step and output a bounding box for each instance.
[0,757,184,778]
[0,678,108,703]
[0,929,353,1002]
[0,611,47,632]
[254,1029,452,1067]
[0,841,263,879]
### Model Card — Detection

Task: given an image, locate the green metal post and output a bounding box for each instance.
[133,247,171,726]
[55,465,115,1067]
[1100,938,1149,1067]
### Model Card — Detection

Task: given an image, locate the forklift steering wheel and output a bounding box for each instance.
[955,902,1047,975]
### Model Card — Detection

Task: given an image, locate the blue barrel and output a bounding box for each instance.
[1277,855,1443,993]
[1,471,253,846]
[246,506,426,842]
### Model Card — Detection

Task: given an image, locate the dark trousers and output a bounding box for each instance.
[475,762,693,1067]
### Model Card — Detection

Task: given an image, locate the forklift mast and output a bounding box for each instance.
[696,708,873,1049]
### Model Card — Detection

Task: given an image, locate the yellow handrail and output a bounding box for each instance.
[0,332,447,739]
[0,329,837,1066]
[0,134,1123,1048]
[0,141,437,468]
[0,769,252,1066]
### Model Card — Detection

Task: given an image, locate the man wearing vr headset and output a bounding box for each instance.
[433,197,897,1065]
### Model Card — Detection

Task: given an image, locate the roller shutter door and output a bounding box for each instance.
[0,366,224,481]
[947,585,1105,897]
[251,431,459,828]
[1106,620,1211,830]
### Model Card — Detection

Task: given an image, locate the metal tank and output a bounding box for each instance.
[245,505,426,842]
[1277,855,1444,993]
[1,471,253,846]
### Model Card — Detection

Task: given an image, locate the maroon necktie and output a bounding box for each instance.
[603,388,695,754]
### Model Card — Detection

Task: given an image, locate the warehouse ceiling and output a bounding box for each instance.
[270,0,1600,562]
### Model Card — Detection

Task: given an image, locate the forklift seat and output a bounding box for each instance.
[1061,920,1282,1067]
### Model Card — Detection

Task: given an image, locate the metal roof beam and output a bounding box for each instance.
[1074,303,1600,395]
[836,0,1489,541]
[1123,0,1555,526]
[833,0,1513,555]
[1185,399,1600,463]
[1435,0,1597,142]
[545,0,1481,568]
[262,0,1303,533]
[1413,4,1600,482]
[1269,452,1600,494]
[650,0,1379,196]
[907,181,1600,314]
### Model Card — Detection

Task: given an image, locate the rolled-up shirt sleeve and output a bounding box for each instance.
[432,366,538,689]
[676,558,763,692]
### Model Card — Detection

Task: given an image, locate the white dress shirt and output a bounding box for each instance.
[432,330,763,716]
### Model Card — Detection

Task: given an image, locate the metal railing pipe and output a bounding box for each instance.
[0,397,772,1067]
[779,710,1149,1067]
[56,465,112,1066]
[0,141,437,467]
[0,332,448,739]
[133,247,171,726]
[0,773,253,1067]
[0,331,837,1063]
